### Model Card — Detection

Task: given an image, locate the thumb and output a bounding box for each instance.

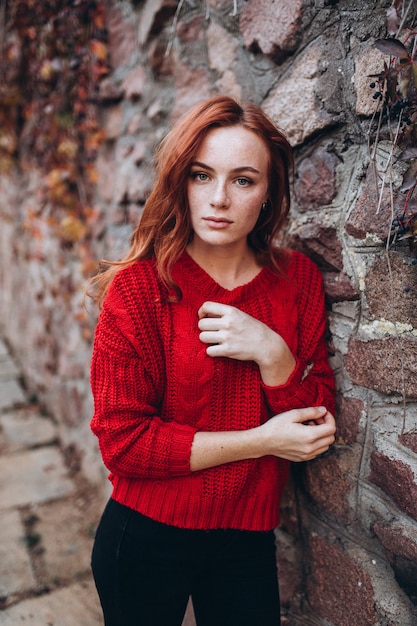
[291,406,328,424]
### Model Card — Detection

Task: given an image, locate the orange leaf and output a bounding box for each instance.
[90,40,107,61]
[59,215,88,242]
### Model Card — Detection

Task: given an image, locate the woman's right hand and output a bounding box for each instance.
[256,406,336,462]
[190,406,335,472]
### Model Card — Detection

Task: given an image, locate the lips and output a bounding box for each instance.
[203,215,233,228]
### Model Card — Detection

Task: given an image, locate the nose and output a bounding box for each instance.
[210,180,229,208]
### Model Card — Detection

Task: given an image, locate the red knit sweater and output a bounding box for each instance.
[90,250,335,531]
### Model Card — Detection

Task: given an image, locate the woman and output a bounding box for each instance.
[89,95,336,626]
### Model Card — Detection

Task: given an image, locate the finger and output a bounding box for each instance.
[313,437,335,456]
[198,301,231,319]
[198,317,223,331]
[308,423,336,442]
[206,344,226,357]
[199,330,222,345]
[322,411,336,428]
[288,406,328,424]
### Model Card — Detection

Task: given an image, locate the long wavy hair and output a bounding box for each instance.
[88,95,294,307]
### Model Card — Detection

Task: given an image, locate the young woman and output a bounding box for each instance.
[89,95,336,626]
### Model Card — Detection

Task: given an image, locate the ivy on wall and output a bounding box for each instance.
[0,0,108,244]
[368,0,417,252]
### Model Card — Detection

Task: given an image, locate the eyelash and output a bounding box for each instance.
[190,172,253,186]
[236,177,252,187]
[191,172,209,182]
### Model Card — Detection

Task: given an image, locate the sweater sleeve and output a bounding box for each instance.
[90,270,197,480]
[261,254,335,415]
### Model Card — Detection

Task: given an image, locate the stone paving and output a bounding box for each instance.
[0,338,103,625]
[0,337,198,626]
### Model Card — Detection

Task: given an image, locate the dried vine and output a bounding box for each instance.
[367,0,417,431]
[368,0,417,254]
[0,0,109,244]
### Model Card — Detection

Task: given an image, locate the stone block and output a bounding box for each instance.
[294,146,340,210]
[96,149,115,202]
[0,356,19,381]
[335,394,363,445]
[289,223,344,272]
[0,406,57,451]
[345,336,417,398]
[322,270,360,303]
[263,43,333,146]
[373,521,417,602]
[0,379,26,411]
[102,104,123,141]
[0,509,37,598]
[122,65,147,101]
[398,432,417,454]
[365,252,417,327]
[96,77,124,103]
[176,14,206,67]
[240,0,302,64]
[0,447,74,510]
[345,163,396,241]
[172,63,213,123]
[207,20,238,74]
[370,451,417,522]
[303,449,353,522]
[352,41,386,117]
[34,497,101,587]
[138,0,177,47]
[306,535,376,625]
[107,3,137,68]
[0,580,102,626]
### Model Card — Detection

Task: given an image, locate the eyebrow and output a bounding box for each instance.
[190,161,261,174]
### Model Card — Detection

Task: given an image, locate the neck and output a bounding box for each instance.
[186,242,262,290]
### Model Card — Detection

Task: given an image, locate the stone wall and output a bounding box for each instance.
[0,1,416,624]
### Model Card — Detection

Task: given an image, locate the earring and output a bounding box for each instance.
[261,200,268,211]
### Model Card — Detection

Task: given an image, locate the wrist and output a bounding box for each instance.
[250,424,269,459]
[258,352,296,387]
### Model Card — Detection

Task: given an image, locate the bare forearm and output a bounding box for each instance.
[189,407,336,472]
[190,428,262,472]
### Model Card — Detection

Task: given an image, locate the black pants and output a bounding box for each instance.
[91,499,281,626]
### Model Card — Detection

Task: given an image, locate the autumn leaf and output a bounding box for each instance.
[400,161,417,193]
[85,164,99,184]
[85,129,105,153]
[374,38,410,60]
[90,39,107,61]
[92,5,106,30]
[59,214,88,242]
[57,138,79,160]
[399,147,417,161]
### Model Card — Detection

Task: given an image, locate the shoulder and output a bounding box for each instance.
[287,249,322,281]
[112,257,158,286]
[270,248,323,285]
[109,258,161,296]
[104,257,167,313]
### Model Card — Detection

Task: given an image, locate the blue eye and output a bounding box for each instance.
[236,177,251,186]
[191,172,209,181]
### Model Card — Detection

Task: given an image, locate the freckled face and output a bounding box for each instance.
[186,125,270,255]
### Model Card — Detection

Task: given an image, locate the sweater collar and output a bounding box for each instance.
[172,250,274,304]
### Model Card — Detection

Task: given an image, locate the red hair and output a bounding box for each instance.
[88,96,293,307]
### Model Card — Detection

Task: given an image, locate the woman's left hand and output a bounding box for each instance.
[198,301,296,386]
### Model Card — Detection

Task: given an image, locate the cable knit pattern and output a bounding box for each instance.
[90,250,335,530]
